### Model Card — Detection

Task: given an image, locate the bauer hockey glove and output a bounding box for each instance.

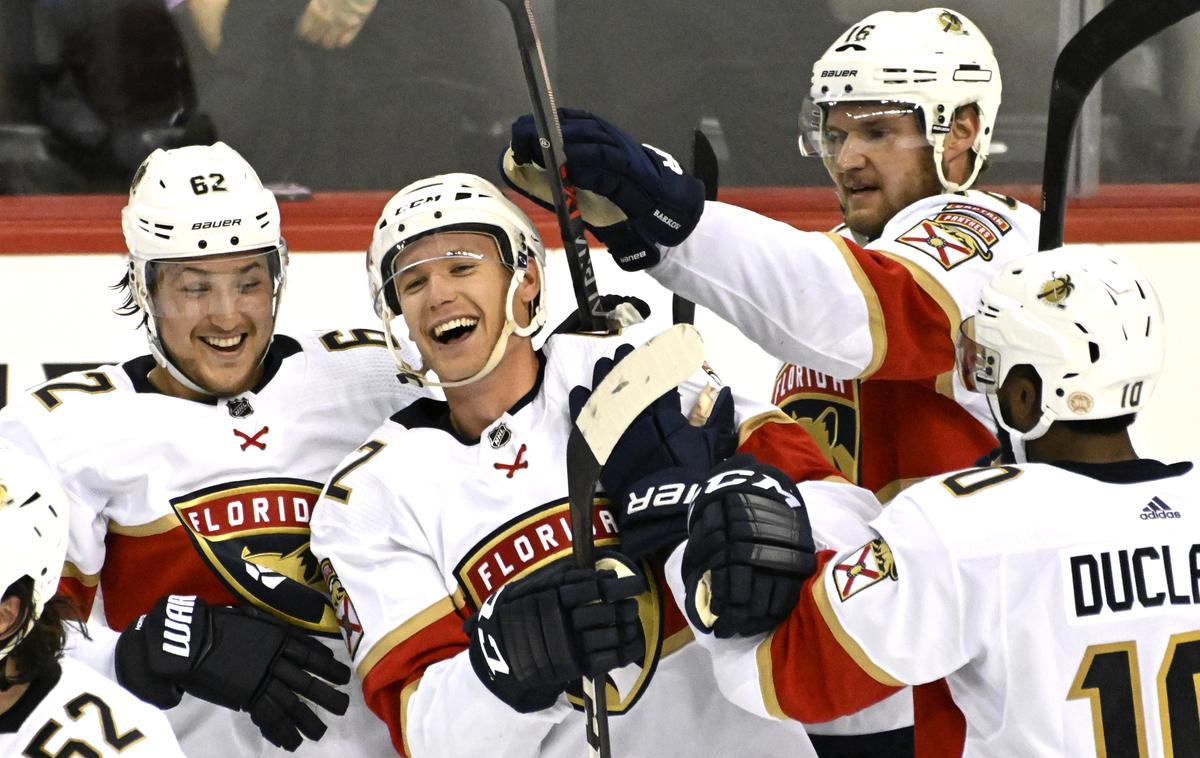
[504,107,705,270]
[464,554,646,714]
[683,455,817,638]
[116,595,351,752]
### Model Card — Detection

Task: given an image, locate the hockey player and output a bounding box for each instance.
[0,142,428,755]
[308,173,825,757]
[667,247,1197,756]
[0,440,185,757]
[502,7,1039,502]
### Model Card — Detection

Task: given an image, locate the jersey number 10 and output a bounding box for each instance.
[1068,632,1200,757]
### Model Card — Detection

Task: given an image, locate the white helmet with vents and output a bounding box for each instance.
[367,173,547,387]
[0,440,71,661]
[957,246,1164,461]
[803,7,1001,192]
[121,142,288,396]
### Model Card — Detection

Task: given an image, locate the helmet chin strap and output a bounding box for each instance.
[145,319,276,400]
[932,132,985,194]
[986,393,1055,464]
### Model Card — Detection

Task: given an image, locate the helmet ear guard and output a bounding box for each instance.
[807,8,1001,192]
[367,173,548,388]
[958,246,1165,461]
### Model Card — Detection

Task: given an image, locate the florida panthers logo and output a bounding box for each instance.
[170,478,339,635]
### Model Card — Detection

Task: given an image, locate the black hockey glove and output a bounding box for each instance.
[683,455,817,639]
[116,595,351,752]
[504,108,705,270]
[463,554,646,714]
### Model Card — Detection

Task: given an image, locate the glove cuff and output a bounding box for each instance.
[115,617,186,709]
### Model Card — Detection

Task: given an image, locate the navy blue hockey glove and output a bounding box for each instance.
[569,344,737,558]
[682,455,817,639]
[464,554,647,714]
[116,595,351,752]
[503,108,705,270]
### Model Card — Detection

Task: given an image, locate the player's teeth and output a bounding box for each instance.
[434,318,478,337]
[205,335,243,348]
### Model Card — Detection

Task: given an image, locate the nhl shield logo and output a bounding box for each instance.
[488,422,512,449]
[226,397,254,418]
[170,478,339,635]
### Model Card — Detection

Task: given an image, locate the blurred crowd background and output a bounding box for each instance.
[0,0,1196,196]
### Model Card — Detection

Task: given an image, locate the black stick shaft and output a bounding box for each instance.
[498,0,606,332]
[1040,0,1200,250]
[672,130,719,325]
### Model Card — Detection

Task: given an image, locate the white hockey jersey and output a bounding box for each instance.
[706,458,1200,757]
[310,326,820,758]
[650,192,1040,498]
[0,658,184,757]
[0,329,430,758]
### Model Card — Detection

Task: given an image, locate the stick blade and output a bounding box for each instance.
[575,324,706,464]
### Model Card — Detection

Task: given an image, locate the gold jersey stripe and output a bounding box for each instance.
[825,233,888,380]
[400,676,421,758]
[358,589,467,680]
[874,249,964,399]
[737,409,795,448]
[661,626,694,659]
[757,631,788,720]
[108,514,180,537]
[875,476,928,505]
[61,562,99,587]
[813,566,905,688]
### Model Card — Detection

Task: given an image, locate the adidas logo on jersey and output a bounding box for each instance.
[1141,497,1180,520]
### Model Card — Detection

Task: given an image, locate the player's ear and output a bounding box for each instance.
[998,365,1043,432]
[517,263,541,306]
[0,595,23,638]
[941,105,982,179]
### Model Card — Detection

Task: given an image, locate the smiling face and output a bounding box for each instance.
[391,232,538,384]
[147,249,278,399]
[821,102,941,241]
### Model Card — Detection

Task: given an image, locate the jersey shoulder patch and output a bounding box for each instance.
[894,197,1015,271]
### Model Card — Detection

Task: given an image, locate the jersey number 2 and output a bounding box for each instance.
[1068,632,1200,757]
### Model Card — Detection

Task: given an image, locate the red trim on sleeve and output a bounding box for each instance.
[56,577,97,620]
[738,418,843,484]
[769,551,901,722]
[101,530,239,630]
[913,679,967,757]
[361,611,470,757]
[845,243,957,381]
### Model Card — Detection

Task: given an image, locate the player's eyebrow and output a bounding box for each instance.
[177,261,264,276]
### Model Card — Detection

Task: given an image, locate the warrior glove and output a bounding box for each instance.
[464,555,646,714]
[683,456,817,638]
[116,595,351,752]
[503,108,705,270]
[570,343,737,559]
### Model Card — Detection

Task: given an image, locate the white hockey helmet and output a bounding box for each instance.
[122,142,288,396]
[0,440,71,661]
[804,8,1001,192]
[957,246,1164,462]
[367,173,547,387]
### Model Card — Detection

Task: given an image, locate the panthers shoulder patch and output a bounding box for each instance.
[897,202,1011,270]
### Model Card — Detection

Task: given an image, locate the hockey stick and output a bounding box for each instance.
[496,0,615,334]
[565,323,706,758]
[672,130,719,325]
[1039,0,1200,250]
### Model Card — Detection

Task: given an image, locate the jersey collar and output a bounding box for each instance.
[122,334,303,402]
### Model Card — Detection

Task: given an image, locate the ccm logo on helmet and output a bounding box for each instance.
[820,69,858,78]
[192,219,241,230]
